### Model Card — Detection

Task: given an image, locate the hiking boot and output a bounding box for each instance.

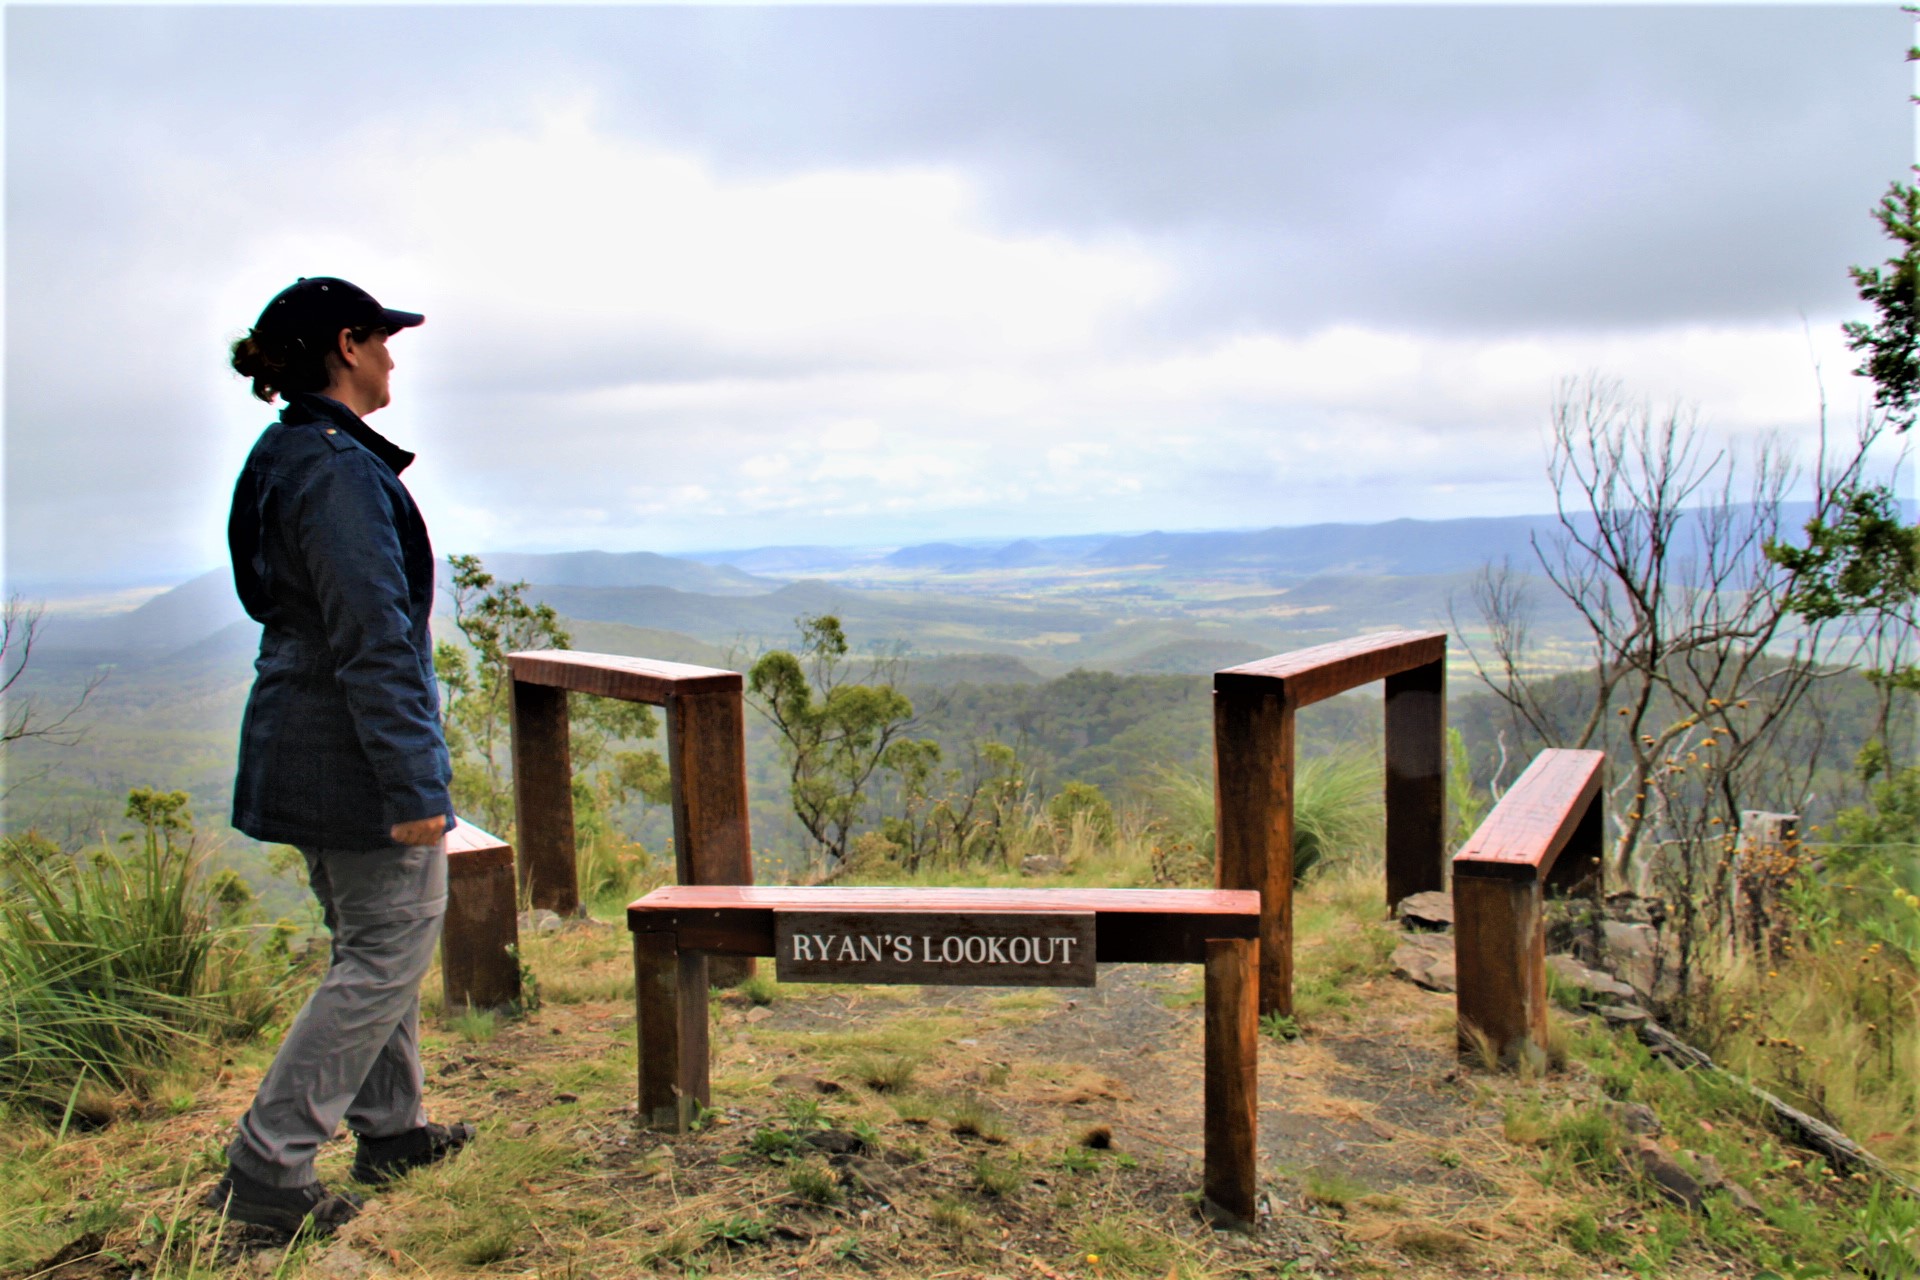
[351,1121,476,1186]
[202,1163,362,1237]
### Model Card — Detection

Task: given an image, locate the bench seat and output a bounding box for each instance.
[625,882,1264,1228]
[627,885,1260,964]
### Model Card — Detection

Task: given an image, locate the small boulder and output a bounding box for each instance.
[773,1073,844,1095]
[800,1128,867,1156]
[1606,1102,1663,1137]
[1601,921,1665,999]
[1624,1136,1703,1211]
[1020,854,1067,876]
[1547,954,1639,1003]
[1598,1003,1651,1026]
[1392,932,1456,993]
[518,908,564,935]
[1394,891,1454,931]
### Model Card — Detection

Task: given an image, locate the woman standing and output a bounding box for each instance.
[211,277,471,1234]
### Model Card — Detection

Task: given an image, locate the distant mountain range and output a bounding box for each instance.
[32,508,1685,668]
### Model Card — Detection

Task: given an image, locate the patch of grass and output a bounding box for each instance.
[1551,1104,1618,1175]
[749,1127,798,1160]
[701,1212,770,1250]
[387,1127,583,1267]
[1059,1144,1101,1173]
[1260,1011,1302,1041]
[944,1093,1007,1142]
[930,1196,981,1236]
[1157,972,1205,1009]
[1392,1224,1476,1261]
[987,990,1054,1012]
[781,1094,825,1129]
[1502,1098,1551,1146]
[448,1005,497,1043]
[738,972,781,1006]
[1303,1166,1370,1210]
[0,801,294,1112]
[849,1051,918,1093]
[970,1153,1023,1196]
[889,1091,938,1125]
[786,1158,841,1205]
[1073,1216,1179,1277]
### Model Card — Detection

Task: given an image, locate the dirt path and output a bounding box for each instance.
[10,924,1743,1280]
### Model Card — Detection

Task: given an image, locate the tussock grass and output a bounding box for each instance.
[0,797,295,1113]
[1695,939,1920,1173]
[848,1051,918,1094]
[385,1127,584,1267]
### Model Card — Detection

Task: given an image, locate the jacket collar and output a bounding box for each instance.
[281,391,416,475]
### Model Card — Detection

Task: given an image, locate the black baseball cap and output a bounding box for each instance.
[252,277,424,347]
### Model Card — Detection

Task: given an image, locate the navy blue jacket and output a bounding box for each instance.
[228,392,454,850]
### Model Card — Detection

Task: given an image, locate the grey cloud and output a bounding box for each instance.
[6,6,1911,586]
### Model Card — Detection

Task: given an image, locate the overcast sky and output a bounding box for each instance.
[5,4,1914,589]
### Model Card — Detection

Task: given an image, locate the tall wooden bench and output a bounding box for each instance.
[628,885,1263,1229]
[508,650,755,982]
[1452,749,1605,1066]
[1214,631,1448,1015]
[442,819,520,1012]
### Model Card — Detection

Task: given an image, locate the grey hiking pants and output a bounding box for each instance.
[229,840,447,1188]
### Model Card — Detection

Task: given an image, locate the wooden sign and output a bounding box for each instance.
[774,911,1096,987]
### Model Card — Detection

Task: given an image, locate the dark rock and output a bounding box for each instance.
[28,1233,105,1280]
[799,1128,867,1156]
[1624,1137,1703,1211]
[1394,891,1454,931]
[1392,933,1455,993]
[773,1073,844,1095]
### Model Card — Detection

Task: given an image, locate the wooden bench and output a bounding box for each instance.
[1215,630,1448,1015]
[443,820,520,1013]
[1452,749,1606,1066]
[628,885,1264,1228]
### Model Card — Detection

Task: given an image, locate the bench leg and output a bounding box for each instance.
[633,931,710,1132]
[443,852,521,1012]
[1204,937,1259,1231]
[512,680,580,915]
[1454,873,1546,1068]
[1384,659,1446,908]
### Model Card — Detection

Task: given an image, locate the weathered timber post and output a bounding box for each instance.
[508,651,755,982]
[510,681,576,913]
[1452,749,1605,1066]
[441,820,521,1012]
[1203,936,1260,1230]
[1214,676,1297,1021]
[1384,658,1447,904]
[1215,631,1448,1016]
[633,930,710,1131]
